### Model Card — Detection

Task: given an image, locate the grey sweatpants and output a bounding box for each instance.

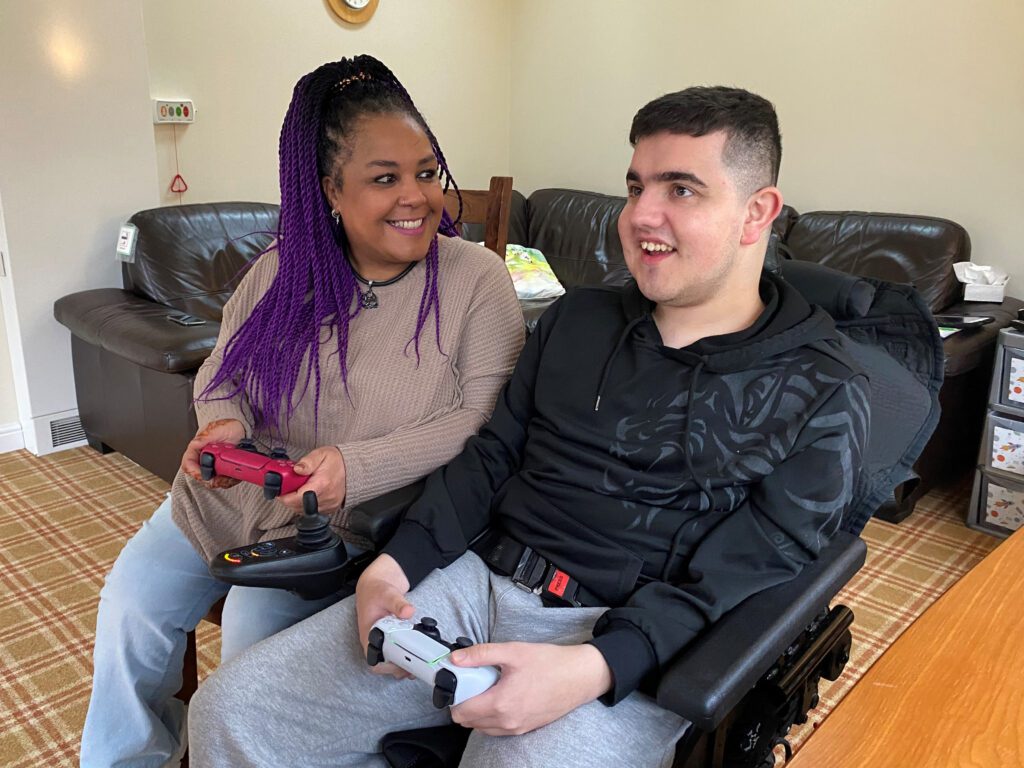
[188,552,689,767]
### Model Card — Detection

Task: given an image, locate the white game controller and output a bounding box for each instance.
[367,616,500,707]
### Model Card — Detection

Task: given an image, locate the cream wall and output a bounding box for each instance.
[509,0,1024,291]
[0,0,159,453]
[143,0,513,206]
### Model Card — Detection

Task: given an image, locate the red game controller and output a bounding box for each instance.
[199,440,305,499]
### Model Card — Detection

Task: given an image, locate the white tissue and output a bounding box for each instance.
[953,261,1008,302]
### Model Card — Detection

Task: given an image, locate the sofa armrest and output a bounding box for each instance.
[54,288,219,374]
[345,480,426,549]
[655,531,866,731]
[939,296,1024,377]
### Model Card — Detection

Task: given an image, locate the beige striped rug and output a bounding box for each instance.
[0,447,1000,766]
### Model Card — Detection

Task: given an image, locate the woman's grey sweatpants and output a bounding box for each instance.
[188,551,689,767]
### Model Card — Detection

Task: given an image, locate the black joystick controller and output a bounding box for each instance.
[208,490,354,600]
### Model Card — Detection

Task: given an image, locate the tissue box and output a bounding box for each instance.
[965,283,1006,303]
[955,261,1008,303]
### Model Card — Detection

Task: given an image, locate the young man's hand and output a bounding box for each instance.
[448,641,613,735]
[277,446,347,512]
[355,554,415,679]
[180,418,246,488]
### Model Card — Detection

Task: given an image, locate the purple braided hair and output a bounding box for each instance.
[198,56,461,439]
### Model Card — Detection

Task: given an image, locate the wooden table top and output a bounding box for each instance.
[788,527,1024,768]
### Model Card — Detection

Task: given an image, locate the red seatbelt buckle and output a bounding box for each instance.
[541,567,582,607]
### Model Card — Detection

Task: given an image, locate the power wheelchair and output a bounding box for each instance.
[212,260,943,768]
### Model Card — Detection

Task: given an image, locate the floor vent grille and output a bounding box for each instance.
[50,415,86,447]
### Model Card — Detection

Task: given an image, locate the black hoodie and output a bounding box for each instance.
[384,272,870,704]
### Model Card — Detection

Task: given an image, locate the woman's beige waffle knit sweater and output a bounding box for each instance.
[172,236,525,561]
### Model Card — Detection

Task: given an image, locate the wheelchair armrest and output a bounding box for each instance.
[345,480,426,549]
[656,530,866,732]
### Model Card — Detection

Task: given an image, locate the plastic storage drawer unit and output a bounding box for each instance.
[969,328,1024,537]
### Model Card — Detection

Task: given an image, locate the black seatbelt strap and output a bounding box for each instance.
[471,529,601,608]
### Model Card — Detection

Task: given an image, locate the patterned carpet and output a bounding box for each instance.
[0,447,1001,767]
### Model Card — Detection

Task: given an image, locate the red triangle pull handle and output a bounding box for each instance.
[170,174,188,193]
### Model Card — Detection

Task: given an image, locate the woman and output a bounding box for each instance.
[80,56,524,767]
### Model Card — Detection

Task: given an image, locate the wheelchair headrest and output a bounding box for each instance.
[780,260,877,320]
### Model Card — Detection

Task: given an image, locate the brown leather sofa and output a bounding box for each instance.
[53,203,278,482]
[55,194,1022,518]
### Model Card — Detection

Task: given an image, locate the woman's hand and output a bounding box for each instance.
[277,446,348,512]
[356,554,415,678]
[180,418,246,488]
[449,642,613,735]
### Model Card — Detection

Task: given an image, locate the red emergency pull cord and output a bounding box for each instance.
[170,123,188,203]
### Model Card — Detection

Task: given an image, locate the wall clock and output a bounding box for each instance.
[327,0,380,24]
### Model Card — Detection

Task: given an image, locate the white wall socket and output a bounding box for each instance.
[153,99,195,124]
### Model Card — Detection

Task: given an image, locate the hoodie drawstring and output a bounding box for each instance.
[594,316,644,411]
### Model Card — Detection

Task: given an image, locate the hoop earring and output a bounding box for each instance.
[331,209,341,224]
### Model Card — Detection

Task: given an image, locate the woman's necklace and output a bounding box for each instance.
[350,261,416,309]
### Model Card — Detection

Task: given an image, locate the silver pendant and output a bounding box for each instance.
[360,283,378,309]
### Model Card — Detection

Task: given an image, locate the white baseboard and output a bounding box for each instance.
[0,421,25,454]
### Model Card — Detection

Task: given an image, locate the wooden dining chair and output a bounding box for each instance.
[444,175,513,257]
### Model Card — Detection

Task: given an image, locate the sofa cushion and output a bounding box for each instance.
[784,212,966,313]
[123,202,279,322]
[525,189,630,288]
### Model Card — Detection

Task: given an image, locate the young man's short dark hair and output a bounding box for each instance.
[629,86,782,196]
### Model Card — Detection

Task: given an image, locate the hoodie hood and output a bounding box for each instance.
[618,270,837,373]
[593,271,835,412]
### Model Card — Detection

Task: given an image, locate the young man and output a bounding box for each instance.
[189,87,869,768]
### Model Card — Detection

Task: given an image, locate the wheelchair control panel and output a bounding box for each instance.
[209,490,365,600]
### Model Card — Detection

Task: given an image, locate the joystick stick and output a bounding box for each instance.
[414,616,442,642]
[295,491,334,549]
[209,491,354,600]
[367,616,500,707]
